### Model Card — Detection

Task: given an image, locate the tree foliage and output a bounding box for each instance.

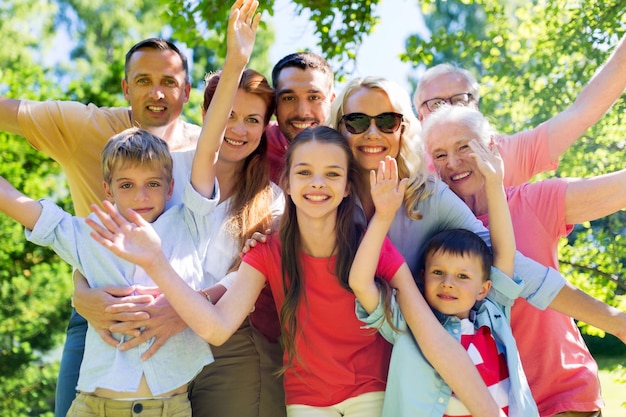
[1,0,625,413]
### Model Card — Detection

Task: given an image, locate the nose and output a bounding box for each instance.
[310,172,325,188]
[447,154,462,169]
[441,273,454,288]
[364,120,380,138]
[150,86,165,100]
[134,186,150,201]
[230,119,246,136]
[296,100,312,118]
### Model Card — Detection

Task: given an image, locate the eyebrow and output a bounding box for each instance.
[293,162,345,171]
[132,73,178,81]
[277,88,322,96]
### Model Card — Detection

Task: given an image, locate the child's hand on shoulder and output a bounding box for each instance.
[370,155,409,221]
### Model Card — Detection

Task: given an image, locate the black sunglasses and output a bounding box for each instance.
[340,112,403,134]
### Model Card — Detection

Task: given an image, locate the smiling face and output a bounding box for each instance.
[423,249,491,319]
[218,89,267,164]
[425,120,486,200]
[286,140,350,221]
[339,87,402,173]
[122,49,190,131]
[103,162,173,223]
[275,67,335,141]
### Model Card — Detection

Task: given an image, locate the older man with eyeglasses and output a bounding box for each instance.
[413,35,626,417]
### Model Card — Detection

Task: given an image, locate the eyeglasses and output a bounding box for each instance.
[340,112,403,134]
[420,93,474,112]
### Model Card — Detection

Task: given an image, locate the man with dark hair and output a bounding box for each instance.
[0,37,197,417]
[265,52,336,182]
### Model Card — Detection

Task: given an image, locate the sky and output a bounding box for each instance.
[266,0,428,92]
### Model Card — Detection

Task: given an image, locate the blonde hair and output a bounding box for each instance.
[329,76,434,219]
[101,127,173,185]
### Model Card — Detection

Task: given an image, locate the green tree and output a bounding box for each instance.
[0,2,73,414]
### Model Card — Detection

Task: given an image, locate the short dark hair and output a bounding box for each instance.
[271,51,334,90]
[125,38,189,84]
[424,229,493,281]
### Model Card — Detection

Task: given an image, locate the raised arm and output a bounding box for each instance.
[545,34,626,161]
[563,168,626,225]
[0,176,42,230]
[0,97,23,135]
[349,156,408,312]
[469,140,515,276]
[191,0,261,197]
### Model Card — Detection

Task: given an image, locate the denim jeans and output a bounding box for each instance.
[55,308,87,417]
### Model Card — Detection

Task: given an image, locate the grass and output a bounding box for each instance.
[596,355,626,417]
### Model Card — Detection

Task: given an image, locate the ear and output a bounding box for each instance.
[121,79,130,101]
[166,178,175,201]
[103,181,115,202]
[344,182,351,198]
[183,82,191,104]
[476,280,492,301]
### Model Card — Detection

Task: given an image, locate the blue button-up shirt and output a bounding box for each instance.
[27,182,218,395]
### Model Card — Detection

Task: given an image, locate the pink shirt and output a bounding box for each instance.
[477,179,603,416]
[496,122,557,187]
[244,234,404,407]
[266,122,289,184]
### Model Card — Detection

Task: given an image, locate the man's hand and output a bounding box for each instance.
[73,271,152,347]
[113,292,188,360]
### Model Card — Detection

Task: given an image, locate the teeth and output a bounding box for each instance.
[293,122,313,129]
[148,106,165,112]
[360,146,384,154]
[305,194,328,202]
[225,138,245,146]
[452,172,471,181]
